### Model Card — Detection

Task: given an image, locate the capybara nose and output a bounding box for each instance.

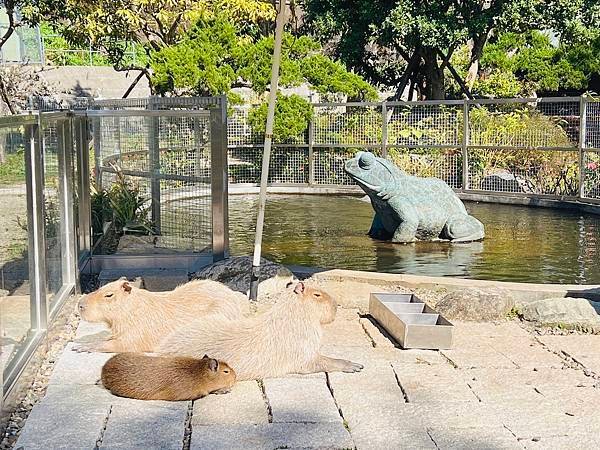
[78,302,86,312]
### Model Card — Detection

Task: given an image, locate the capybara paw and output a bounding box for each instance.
[342,360,364,373]
[212,388,232,395]
[71,343,95,353]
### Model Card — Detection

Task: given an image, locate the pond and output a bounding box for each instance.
[226,195,600,285]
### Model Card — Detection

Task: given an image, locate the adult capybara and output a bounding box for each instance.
[101,353,236,401]
[76,278,248,353]
[155,282,363,380]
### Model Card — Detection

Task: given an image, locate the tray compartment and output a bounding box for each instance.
[369,292,454,349]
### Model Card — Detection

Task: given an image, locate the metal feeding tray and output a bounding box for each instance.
[369,293,454,350]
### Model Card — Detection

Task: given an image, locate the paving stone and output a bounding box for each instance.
[492,401,582,439]
[264,377,342,424]
[190,422,354,450]
[486,336,565,369]
[192,381,268,426]
[75,321,110,340]
[522,433,600,449]
[47,342,113,386]
[427,425,521,449]
[538,335,600,373]
[359,316,396,347]
[16,384,112,450]
[464,368,591,404]
[441,342,519,369]
[392,363,479,403]
[322,311,372,348]
[452,321,530,339]
[100,398,188,450]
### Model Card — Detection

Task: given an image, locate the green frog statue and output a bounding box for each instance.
[344,151,484,243]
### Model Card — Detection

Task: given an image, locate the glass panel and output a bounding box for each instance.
[0,125,32,374]
[41,122,64,305]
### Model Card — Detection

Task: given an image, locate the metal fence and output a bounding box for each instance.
[228,96,600,202]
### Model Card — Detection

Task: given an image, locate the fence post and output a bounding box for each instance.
[462,100,470,191]
[147,97,162,234]
[308,116,315,185]
[92,117,102,190]
[76,116,92,261]
[210,96,229,261]
[56,117,77,290]
[24,122,48,331]
[381,102,388,158]
[579,96,587,200]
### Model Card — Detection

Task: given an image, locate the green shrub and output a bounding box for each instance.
[0,150,26,185]
[248,94,313,143]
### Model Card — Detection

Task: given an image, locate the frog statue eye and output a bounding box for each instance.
[358,152,375,170]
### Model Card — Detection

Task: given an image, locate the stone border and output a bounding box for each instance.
[289,266,600,303]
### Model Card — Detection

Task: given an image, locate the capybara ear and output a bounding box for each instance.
[208,358,219,372]
[202,354,209,359]
[118,276,128,281]
[121,281,132,293]
[293,282,305,295]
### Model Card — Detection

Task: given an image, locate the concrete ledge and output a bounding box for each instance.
[291,266,600,303]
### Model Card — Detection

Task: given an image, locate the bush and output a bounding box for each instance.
[248,94,313,143]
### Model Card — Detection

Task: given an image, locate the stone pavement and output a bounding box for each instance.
[14,309,600,450]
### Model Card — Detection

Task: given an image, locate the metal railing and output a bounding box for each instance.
[227,96,600,203]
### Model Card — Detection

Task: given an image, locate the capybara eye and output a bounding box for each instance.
[314,293,322,298]
[223,370,229,374]
[105,293,114,298]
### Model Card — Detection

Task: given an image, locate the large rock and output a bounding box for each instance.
[192,256,295,303]
[521,297,600,327]
[435,288,515,321]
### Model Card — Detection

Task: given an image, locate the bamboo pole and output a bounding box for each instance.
[249,1,287,301]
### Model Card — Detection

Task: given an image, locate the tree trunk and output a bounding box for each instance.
[422,49,445,100]
[465,34,488,90]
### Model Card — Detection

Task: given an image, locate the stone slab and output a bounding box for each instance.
[15,384,112,450]
[538,335,600,373]
[75,321,110,339]
[190,422,354,450]
[359,316,396,348]
[322,310,372,348]
[427,425,521,449]
[192,381,269,426]
[100,398,188,450]
[264,377,342,424]
[47,342,113,386]
[464,368,591,404]
[441,342,519,369]
[392,363,479,403]
[486,336,565,369]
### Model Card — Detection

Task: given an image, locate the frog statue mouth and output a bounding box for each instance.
[344,151,387,192]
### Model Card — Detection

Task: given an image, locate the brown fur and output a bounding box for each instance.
[77,279,248,353]
[101,353,236,401]
[156,282,363,380]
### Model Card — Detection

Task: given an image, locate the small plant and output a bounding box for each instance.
[90,165,154,242]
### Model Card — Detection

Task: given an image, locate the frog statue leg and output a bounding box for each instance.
[388,198,419,243]
[443,214,485,242]
[368,212,393,240]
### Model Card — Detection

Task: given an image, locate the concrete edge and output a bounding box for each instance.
[287,266,600,303]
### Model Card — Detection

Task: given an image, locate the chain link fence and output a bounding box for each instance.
[227,96,600,201]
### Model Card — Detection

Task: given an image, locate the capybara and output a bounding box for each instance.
[101,353,236,401]
[156,282,364,380]
[76,278,248,353]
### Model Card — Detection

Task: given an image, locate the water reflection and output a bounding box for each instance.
[225,195,600,284]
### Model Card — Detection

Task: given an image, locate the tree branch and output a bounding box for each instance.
[438,50,474,99]
[122,69,147,98]
[0,2,18,50]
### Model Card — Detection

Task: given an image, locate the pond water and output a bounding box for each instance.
[226,195,600,284]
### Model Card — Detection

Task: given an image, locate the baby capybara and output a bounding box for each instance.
[101,353,236,401]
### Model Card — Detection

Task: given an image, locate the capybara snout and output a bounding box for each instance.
[78,279,133,323]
